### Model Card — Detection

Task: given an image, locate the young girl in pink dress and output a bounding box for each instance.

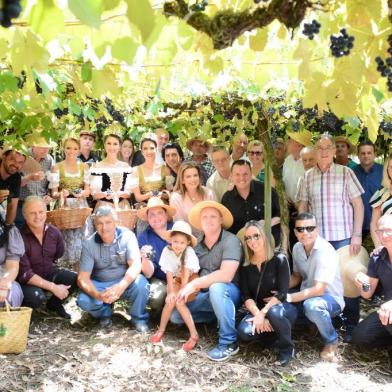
[149,221,200,352]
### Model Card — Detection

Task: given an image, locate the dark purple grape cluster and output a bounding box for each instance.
[379,120,392,136]
[190,0,208,12]
[375,35,392,92]
[302,20,321,40]
[330,29,354,57]
[0,0,22,28]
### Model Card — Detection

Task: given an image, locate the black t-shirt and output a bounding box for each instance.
[0,172,21,201]
[78,152,100,165]
[221,180,280,243]
[240,253,290,307]
[368,247,392,301]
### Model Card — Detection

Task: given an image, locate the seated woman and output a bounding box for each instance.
[0,225,24,307]
[89,134,134,209]
[132,137,171,203]
[50,138,90,267]
[237,220,296,366]
[169,162,216,236]
[247,140,275,186]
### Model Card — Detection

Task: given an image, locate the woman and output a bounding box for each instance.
[50,138,90,266]
[247,140,275,186]
[132,137,171,202]
[370,154,392,247]
[169,162,216,235]
[119,136,137,167]
[89,134,134,208]
[0,225,24,307]
[237,221,296,366]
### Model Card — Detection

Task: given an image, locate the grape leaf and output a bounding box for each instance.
[126,0,155,42]
[68,0,102,29]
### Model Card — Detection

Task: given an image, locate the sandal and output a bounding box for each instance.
[182,335,199,352]
[149,330,165,344]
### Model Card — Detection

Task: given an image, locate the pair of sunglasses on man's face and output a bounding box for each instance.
[295,226,317,233]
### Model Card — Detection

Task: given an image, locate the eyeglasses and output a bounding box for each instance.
[244,233,262,242]
[376,229,392,236]
[315,146,334,152]
[295,226,317,233]
[248,151,263,156]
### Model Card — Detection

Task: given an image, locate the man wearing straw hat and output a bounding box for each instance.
[334,135,357,170]
[171,201,243,362]
[352,215,392,348]
[78,129,99,165]
[16,134,55,228]
[77,205,149,331]
[137,197,176,315]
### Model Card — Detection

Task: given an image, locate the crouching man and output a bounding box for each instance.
[77,205,149,331]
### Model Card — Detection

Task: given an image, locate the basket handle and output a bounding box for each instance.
[59,191,65,208]
[4,299,11,312]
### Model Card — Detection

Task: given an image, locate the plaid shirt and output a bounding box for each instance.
[297,163,364,241]
[20,153,55,200]
[184,155,215,184]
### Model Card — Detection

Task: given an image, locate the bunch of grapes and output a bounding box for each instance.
[302,20,321,40]
[105,97,125,125]
[379,120,392,137]
[190,0,208,12]
[0,0,22,28]
[330,28,355,57]
[375,35,392,92]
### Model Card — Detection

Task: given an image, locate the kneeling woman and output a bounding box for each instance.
[237,221,296,366]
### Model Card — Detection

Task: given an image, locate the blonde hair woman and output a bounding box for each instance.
[247,140,275,186]
[370,154,392,247]
[237,220,295,366]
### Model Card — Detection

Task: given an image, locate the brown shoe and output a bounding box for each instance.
[320,341,338,362]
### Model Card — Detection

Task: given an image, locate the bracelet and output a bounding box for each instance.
[352,232,362,238]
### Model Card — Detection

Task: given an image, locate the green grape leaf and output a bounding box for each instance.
[249,28,268,52]
[81,62,93,83]
[112,37,138,64]
[0,71,18,92]
[126,0,155,42]
[68,0,102,29]
[102,0,121,10]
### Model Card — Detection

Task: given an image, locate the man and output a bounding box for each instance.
[0,148,26,224]
[297,134,364,341]
[274,137,286,170]
[231,133,249,162]
[353,141,383,236]
[155,128,170,165]
[16,136,55,228]
[207,146,233,202]
[185,137,214,184]
[289,212,345,362]
[171,201,243,361]
[161,142,184,184]
[79,130,99,164]
[137,197,175,313]
[18,196,77,318]
[334,136,357,169]
[221,159,280,244]
[300,146,316,171]
[77,205,149,330]
[352,215,392,348]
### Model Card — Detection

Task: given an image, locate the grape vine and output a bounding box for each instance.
[0,0,22,28]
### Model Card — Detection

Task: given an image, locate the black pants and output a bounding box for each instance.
[21,268,77,309]
[352,311,392,347]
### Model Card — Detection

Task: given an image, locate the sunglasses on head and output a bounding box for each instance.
[295,226,316,233]
[244,233,262,242]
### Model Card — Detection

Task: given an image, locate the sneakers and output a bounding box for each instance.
[207,342,239,362]
[99,317,113,329]
[46,304,71,319]
[131,320,149,333]
[320,341,339,362]
[275,348,295,367]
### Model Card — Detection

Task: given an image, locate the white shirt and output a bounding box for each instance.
[283,154,305,203]
[206,171,232,202]
[159,246,200,277]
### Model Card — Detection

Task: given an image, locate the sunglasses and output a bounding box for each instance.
[295,226,316,233]
[244,233,262,242]
[248,151,263,156]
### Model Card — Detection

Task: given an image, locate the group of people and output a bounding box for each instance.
[0,126,392,366]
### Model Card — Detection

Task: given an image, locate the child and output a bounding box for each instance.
[149,220,200,352]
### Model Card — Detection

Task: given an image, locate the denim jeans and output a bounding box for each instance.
[329,237,351,250]
[296,294,342,344]
[237,302,297,355]
[170,282,241,345]
[77,274,149,322]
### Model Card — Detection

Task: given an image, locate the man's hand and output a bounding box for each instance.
[0,278,11,291]
[354,272,369,290]
[350,235,362,255]
[0,289,8,302]
[101,284,124,304]
[51,284,71,300]
[177,281,197,302]
[378,301,392,326]
[246,313,274,335]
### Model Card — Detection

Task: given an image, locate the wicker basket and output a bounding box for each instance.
[0,301,32,354]
[46,207,92,230]
[117,209,138,230]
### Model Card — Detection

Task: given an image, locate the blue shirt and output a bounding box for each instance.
[137,221,173,281]
[353,163,383,232]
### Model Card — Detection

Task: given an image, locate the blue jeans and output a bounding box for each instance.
[237,302,297,355]
[329,237,351,250]
[296,294,342,344]
[77,275,149,321]
[170,282,241,345]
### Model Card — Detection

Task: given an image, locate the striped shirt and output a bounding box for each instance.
[297,163,364,241]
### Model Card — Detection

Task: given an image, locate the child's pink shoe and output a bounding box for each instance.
[182,335,199,352]
[149,330,164,343]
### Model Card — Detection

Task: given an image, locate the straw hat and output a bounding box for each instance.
[136,197,176,221]
[29,136,56,149]
[337,245,369,298]
[163,220,197,248]
[286,130,312,147]
[186,137,212,151]
[334,136,355,154]
[188,201,233,231]
[80,130,96,140]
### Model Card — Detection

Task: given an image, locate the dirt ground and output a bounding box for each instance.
[1,298,391,392]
